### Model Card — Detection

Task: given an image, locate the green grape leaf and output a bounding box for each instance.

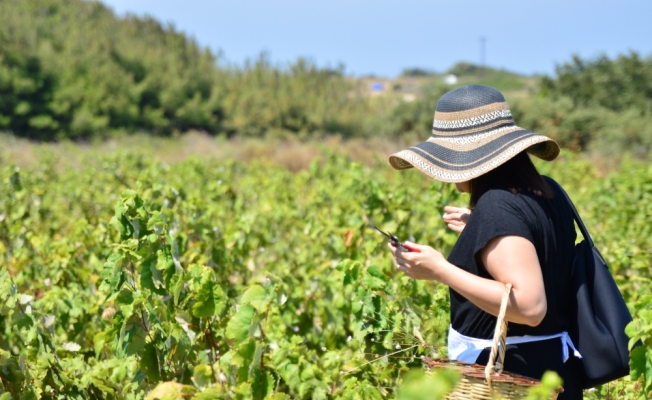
[277,362,300,392]
[140,256,166,294]
[172,273,184,307]
[382,331,394,350]
[193,388,224,399]
[102,253,126,294]
[240,285,268,312]
[141,343,161,382]
[366,265,385,279]
[144,381,196,400]
[175,313,197,343]
[156,248,175,272]
[147,211,166,235]
[300,382,328,400]
[191,268,224,318]
[381,221,398,235]
[94,332,106,358]
[266,394,290,400]
[364,273,386,290]
[251,369,274,400]
[156,248,176,288]
[91,378,116,397]
[192,364,213,389]
[250,342,265,372]
[232,338,256,384]
[0,269,14,295]
[340,260,361,286]
[122,314,147,356]
[226,305,256,345]
[396,209,410,222]
[0,356,25,382]
[397,368,460,400]
[116,288,135,306]
[630,345,647,381]
[16,314,34,330]
[529,371,564,398]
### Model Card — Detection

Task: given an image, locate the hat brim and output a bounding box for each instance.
[388,126,559,183]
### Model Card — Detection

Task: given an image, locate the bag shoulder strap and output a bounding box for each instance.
[542,176,594,248]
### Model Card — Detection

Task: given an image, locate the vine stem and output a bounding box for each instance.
[0,373,17,396]
[16,300,26,315]
[345,344,419,374]
[206,320,219,385]
[140,309,156,345]
[127,260,138,291]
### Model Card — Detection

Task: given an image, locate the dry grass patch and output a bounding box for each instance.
[0,132,410,171]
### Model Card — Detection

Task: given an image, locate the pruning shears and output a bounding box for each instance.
[370,223,419,252]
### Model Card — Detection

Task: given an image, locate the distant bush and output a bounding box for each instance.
[511,97,607,152]
[445,62,528,92]
[539,52,652,112]
[218,55,374,138]
[515,52,652,156]
[446,62,484,77]
[400,68,437,77]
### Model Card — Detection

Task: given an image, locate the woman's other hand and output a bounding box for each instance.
[443,206,471,233]
[388,242,448,281]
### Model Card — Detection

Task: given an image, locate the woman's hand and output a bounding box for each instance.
[388,235,547,326]
[443,206,471,233]
[388,241,449,281]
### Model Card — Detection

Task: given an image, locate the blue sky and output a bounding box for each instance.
[101,0,652,78]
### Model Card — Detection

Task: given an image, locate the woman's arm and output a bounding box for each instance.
[390,235,547,327]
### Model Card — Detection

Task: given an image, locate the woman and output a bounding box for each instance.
[387,84,583,399]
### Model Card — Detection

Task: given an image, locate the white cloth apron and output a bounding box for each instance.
[448,325,582,363]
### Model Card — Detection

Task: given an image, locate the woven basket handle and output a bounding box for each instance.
[485,283,513,389]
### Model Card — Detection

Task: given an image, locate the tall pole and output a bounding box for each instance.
[480,36,486,79]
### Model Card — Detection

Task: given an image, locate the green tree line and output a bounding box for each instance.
[1,0,223,139]
[1,0,652,157]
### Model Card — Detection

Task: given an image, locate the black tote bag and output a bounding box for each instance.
[545,177,635,388]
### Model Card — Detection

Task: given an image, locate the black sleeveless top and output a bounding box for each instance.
[447,177,577,339]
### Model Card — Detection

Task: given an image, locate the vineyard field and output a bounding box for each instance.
[1,146,652,399]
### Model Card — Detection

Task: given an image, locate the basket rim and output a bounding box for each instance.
[422,357,554,387]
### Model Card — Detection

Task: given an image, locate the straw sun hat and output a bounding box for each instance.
[388,84,560,183]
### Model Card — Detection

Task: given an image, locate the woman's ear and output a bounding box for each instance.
[454,181,472,193]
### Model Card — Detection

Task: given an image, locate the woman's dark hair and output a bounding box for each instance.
[469,151,553,209]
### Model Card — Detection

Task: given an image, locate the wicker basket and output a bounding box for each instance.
[423,283,563,400]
